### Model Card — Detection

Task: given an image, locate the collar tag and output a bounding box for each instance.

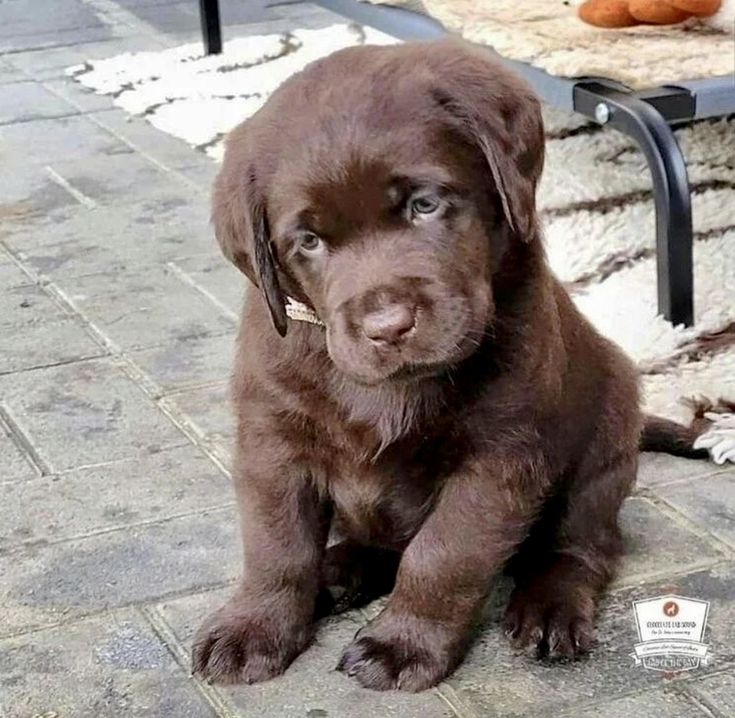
[285,297,325,327]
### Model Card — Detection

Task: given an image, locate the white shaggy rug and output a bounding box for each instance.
[67,24,735,451]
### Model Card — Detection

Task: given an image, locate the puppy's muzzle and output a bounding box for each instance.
[361,303,417,345]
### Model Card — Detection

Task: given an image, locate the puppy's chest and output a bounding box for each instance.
[327,457,439,550]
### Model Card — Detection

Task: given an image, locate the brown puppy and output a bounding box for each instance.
[191,39,687,691]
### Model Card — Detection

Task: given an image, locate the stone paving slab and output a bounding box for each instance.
[46,150,194,206]
[0,24,116,54]
[1,113,132,167]
[0,58,27,85]
[0,10,115,52]
[2,145,203,219]
[162,382,233,463]
[0,162,82,213]
[269,1,349,28]
[444,563,735,717]
[0,164,82,216]
[128,332,236,393]
[615,496,727,585]
[113,0,193,7]
[553,689,710,718]
[177,159,220,191]
[0,80,77,125]
[0,508,239,638]
[0,608,214,718]
[0,314,106,374]
[0,283,79,321]
[61,264,235,350]
[42,73,120,112]
[128,1,263,35]
[156,587,455,718]
[4,124,199,213]
[682,669,735,716]
[655,471,735,551]
[1,191,210,263]
[6,225,213,284]
[0,284,105,373]
[8,35,168,81]
[8,202,212,296]
[89,107,218,171]
[0,418,39,483]
[0,358,186,471]
[0,0,107,39]
[0,253,33,290]
[0,443,231,550]
[0,111,139,218]
[170,254,245,319]
[637,452,726,489]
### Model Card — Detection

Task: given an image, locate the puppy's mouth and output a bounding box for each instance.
[335,359,447,387]
[385,360,449,383]
[328,332,477,386]
[326,293,491,386]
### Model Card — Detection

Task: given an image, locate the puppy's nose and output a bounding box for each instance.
[362,304,416,344]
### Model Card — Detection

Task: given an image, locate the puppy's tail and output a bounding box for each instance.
[641,398,735,465]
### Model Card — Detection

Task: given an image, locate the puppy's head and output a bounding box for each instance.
[214,40,544,384]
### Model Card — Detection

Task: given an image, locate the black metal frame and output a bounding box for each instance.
[199,0,735,327]
[573,83,694,326]
[199,0,222,55]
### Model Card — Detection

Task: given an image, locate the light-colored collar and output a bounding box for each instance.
[285,297,325,327]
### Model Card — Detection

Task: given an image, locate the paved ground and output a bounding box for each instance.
[1,1,735,717]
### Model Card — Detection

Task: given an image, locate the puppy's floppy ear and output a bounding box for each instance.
[431,47,545,241]
[212,149,288,336]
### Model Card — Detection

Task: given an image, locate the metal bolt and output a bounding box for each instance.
[595,102,610,124]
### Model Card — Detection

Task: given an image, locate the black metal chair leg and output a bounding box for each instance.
[199,0,222,55]
[574,84,694,327]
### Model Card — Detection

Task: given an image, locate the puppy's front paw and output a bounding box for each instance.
[504,585,596,660]
[192,598,311,684]
[337,613,458,691]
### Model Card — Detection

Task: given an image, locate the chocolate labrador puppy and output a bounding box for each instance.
[192,39,708,691]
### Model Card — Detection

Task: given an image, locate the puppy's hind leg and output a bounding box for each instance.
[315,540,400,618]
[504,454,636,659]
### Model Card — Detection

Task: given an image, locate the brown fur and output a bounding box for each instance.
[191,39,701,691]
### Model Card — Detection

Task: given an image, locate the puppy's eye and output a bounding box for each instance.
[297,232,323,254]
[410,195,441,217]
